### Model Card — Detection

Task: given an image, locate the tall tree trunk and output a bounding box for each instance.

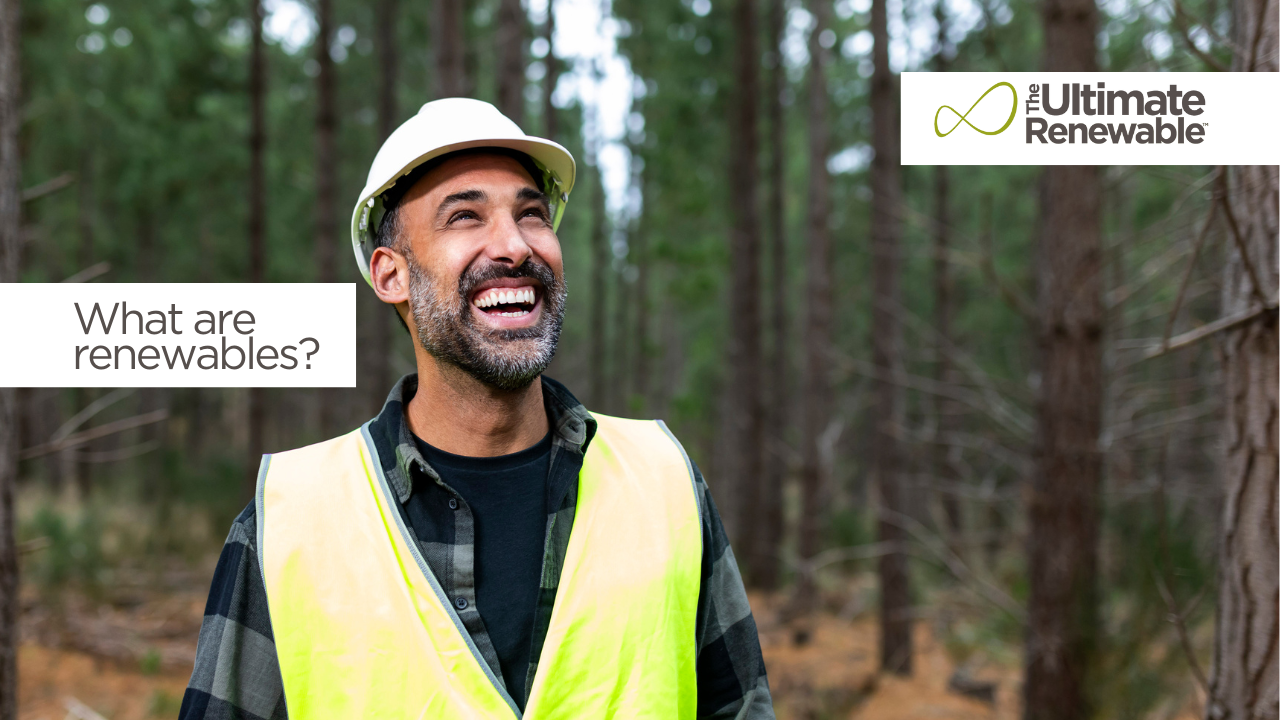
[246,0,267,499]
[1207,0,1278,712]
[0,0,20,709]
[541,0,558,139]
[315,0,336,287]
[369,0,398,414]
[1024,0,1102,712]
[749,0,787,592]
[495,0,525,125]
[588,166,608,408]
[871,0,911,675]
[931,0,962,550]
[315,0,338,436]
[73,146,95,497]
[932,160,962,546]
[136,210,165,495]
[795,0,831,611]
[433,0,469,98]
[632,221,650,415]
[721,0,763,546]
[610,259,629,414]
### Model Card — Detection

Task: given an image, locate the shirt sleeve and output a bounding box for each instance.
[179,501,288,720]
[691,461,776,719]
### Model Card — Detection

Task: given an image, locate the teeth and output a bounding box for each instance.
[472,287,537,309]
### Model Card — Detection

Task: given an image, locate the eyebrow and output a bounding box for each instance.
[435,186,550,223]
[517,187,550,207]
[435,189,487,222]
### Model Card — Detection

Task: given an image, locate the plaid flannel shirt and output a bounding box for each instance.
[179,374,774,719]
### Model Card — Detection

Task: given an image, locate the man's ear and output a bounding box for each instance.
[370,246,410,306]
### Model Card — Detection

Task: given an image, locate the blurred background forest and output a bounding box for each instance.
[1,0,1276,714]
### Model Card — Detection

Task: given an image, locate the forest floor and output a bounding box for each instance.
[15,575,1202,720]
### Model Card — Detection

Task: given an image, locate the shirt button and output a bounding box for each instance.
[448,498,459,510]
[455,596,468,610]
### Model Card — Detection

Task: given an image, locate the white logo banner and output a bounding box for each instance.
[0,283,358,387]
[901,72,1280,165]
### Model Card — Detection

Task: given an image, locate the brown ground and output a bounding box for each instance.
[752,591,1019,720]
[18,645,190,720]
[15,584,1199,719]
[18,576,204,720]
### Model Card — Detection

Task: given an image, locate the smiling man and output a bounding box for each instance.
[180,99,774,720]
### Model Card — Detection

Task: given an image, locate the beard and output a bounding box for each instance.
[406,252,566,392]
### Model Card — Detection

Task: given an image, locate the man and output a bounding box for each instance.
[180,98,773,719]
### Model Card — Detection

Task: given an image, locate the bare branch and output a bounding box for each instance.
[1171,0,1230,70]
[1162,188,1218,348]
[1153,436,1211,697]
[1154,572,1211,695]
[77,440,160,463]
[842,356,1035,440]
[61,261,110,284]
[884,295,1035,416]
[48,388,135,445]
[898,202,1036,321]
[1169,0,1242,57]
[1217,169,1271,307]
[21,409,168,460]
[20,172,74,202]
[1138,303,1275,362]
[878,507,1026,620]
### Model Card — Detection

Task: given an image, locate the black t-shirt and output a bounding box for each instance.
[413,432,551,707]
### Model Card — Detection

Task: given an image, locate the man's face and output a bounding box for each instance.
[388,153,567,391]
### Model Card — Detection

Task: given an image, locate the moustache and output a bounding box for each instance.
[456,260,560,299]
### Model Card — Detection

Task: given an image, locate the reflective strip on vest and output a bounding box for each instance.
[257,414,701,719]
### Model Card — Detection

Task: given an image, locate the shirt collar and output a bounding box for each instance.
[367,373,596,504]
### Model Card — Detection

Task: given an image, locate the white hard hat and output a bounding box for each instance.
[349,97,577,286]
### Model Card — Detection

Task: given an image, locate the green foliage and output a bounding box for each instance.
[22,506,105,592]
[1092,499,1214,718]
[139,647,163,675]
[148,689,184,716]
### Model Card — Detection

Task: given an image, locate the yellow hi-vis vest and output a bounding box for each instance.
[255,414,702,719]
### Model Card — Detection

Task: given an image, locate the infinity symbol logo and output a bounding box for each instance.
[934,82,1018,137]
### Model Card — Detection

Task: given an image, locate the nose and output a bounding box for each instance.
[483,213,533,268]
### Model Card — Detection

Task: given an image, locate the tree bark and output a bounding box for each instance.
[541,0,558,139]
[795,0,832,611]
[721,0,763,546]
[931,0,962,551]
[315,0,338,436]
[73,147,95,497]
[246,0,267,499]
[0,0,20,710]
[315,0,336,286]
[610,255,629,415]
[749,0,788,591]
[1024,0,1102,713]
[495,0,525,125]
[433,0,469,98]
[588,166,608,408]
[932,161,963,545]
[871,0,911,675]
[632,221,650,415]
[368,0,399,414]
[1207,0,1279,713]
